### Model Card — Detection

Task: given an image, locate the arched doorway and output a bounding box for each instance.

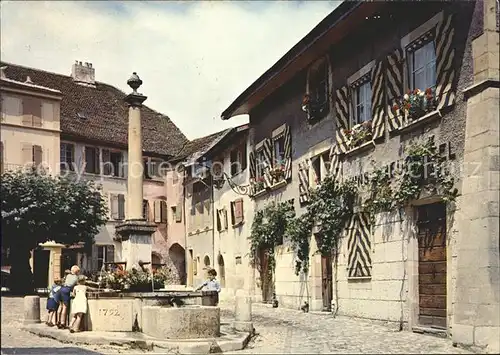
[217,254,226,287]
[169,243,186,285]
[204,255,211,268]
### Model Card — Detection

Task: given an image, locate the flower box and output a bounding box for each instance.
[343,120,373,149]
[392,88,437,123]
[269,165,285,183]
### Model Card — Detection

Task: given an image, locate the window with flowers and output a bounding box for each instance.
[303,57,330,121]
[392,34,438,122]
[271,135,285,182]
[254,149,266,191]
[343,66,375,151]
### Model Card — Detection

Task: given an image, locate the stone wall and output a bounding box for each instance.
[452,0,500,352]
[245,2,486,327]
[212,132,253,301]
[250,69,335,309]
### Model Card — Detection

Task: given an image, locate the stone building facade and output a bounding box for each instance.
[209,125,253,300]
[1,60,189,285]
[221,0,499,352]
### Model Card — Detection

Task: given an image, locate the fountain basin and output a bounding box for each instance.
[142,305,220,339]
[82,290,219,333]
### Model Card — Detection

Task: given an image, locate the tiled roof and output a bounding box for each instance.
[176,128,231,162]
[0,62,188,157]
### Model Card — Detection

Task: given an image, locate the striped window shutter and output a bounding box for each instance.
[106,245,115,264]
[154,200,161,223]
[334,86,350,154]
[298,161,310,204]
[435,13,456,110]
[329,146,342,182]
[262,138,273,187]
[283,125,292,180]
[249,150,256,181]
[370,59,385,140]
[386,48,404,132]
[346,213,372,278]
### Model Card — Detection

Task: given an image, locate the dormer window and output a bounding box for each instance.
[77,112,87,120]
[305,57,330,121]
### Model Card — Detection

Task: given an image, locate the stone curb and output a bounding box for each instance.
[23,323,251,354]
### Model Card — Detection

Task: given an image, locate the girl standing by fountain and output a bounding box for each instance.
[69,276,88,333]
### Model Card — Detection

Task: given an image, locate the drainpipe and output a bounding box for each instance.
[182,171,189,286]
[211,175,215,269]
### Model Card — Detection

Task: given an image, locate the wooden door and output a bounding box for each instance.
[259,248,273,303]
[417,203,447,329]
[321,255,333,311]
[33,249,50,289]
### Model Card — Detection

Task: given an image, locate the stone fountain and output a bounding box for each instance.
[22,72,252,353]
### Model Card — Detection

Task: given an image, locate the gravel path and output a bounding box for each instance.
[2,296,472,354]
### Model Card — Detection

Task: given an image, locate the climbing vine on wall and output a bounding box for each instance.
[253,139,458,278]
[287,177,356,276]
[249,200,295,274]
[362,139,458,224]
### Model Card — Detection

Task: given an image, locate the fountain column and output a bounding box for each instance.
[116,72,156,271]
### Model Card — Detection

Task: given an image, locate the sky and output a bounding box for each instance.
[1,0,340,140]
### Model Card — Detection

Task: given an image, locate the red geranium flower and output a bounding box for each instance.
[393,104,400,111]
[405,103,411,109]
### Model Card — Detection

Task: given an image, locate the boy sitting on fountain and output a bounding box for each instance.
[195,268,221,306]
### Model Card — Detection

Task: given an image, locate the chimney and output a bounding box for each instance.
[0,66,6,79]
[71,60,95,86]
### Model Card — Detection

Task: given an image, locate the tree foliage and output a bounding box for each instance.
[1,169,108,293]
[1,170,108,247]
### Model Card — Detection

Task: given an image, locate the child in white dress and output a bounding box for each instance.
[69,276,88,333]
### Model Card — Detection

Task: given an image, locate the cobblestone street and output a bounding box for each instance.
[2,297,472,354]
[220,302,473,354]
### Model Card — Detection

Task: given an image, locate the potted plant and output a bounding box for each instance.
[253,177,266,192]
[343,120,373,149]
[270,164,285,182]
[392,88,436,121]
